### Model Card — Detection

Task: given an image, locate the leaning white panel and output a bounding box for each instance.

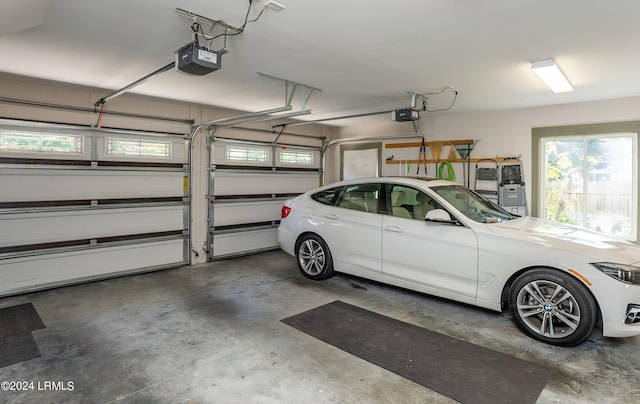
[0,239,186,296]
[0,169,185,202]
[0,206,184,247]
[213,228,278,258]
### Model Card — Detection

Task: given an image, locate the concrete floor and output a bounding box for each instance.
[0,250,638,403]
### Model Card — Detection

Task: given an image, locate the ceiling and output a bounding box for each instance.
[2,0,640,126]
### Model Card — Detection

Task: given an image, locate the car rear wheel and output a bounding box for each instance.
[508,268,597,346]
[296,234,334,280]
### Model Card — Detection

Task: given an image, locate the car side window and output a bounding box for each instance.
[387,184,442,220]
[335,183,381,213]
[311,187,342,206]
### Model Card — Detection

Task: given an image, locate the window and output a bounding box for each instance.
[279,150,314,165]
[335,183,381,213]
[225,146,269,162]
[541,132,637,240]
[387,184,447,220]
[106,138,171,158]
[432,184,515,223]
[311,187,342,206]
[0,130,83,154]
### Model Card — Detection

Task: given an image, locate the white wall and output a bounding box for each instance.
[328,96,640,213]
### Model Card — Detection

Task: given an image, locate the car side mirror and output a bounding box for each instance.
[425,209,459,225]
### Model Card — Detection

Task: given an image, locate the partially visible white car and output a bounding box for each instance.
[278,177,640,346]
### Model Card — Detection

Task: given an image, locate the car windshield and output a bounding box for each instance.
[431,184,518,223]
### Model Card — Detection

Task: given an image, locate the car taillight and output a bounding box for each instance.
[281,206,291,219]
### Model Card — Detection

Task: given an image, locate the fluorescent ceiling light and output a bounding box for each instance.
[265,1,286,11]
[531,59,573,93]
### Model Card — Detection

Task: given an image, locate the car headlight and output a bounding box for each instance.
[592,262,640,285]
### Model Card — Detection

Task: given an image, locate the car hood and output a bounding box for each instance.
[487,216,640,265]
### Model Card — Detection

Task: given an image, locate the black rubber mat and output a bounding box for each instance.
[0,303,46,338]
[0,333,42,368]
[282,300,551,404]
[0,303,46,368]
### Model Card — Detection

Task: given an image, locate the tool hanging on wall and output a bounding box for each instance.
[416,137,428,176]
[429,140,444,176]
[385,139,477,185]
[447,146,457,161]
[437,161,456,181]
[453,142,476,187]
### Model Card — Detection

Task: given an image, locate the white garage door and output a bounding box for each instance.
[0,121,189,296]
[209,138,321,259]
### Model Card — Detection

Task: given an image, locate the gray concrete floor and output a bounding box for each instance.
[0,250,638,403]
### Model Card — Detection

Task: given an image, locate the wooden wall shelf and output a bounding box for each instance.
[384,138,518,164]
[384,139,475,149]
[385,157,519,165]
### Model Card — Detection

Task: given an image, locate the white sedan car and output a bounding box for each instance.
[278,177,640,346]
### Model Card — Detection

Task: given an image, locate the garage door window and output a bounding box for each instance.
[0,130,83,154]
[106,138,171,158]
[541,132,637,240]
[279,150,313,165]
[225,146,269,162]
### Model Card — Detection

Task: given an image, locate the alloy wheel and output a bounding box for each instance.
[515,279,581,339]
[298,238,326,276]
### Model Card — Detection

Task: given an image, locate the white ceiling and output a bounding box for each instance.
[2,0,640,126]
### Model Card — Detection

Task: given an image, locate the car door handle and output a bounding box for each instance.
[324,214,338,220]
[384,225,404,233]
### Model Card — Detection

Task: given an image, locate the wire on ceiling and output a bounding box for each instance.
[420,86,459,112]
[188,0,267,50]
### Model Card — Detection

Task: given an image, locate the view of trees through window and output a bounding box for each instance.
[543,133,637,239]
[225,146,268,162]
[106,138,171,158]
[0,131,83,153]
[279,151,313,164]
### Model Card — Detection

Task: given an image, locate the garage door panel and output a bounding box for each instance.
[213,172,318,196]
[209,138,322,259]
[0,121,189,295]
[212,229,278,258]
[212,200,283,227]
[0,239,186,296]
[0,206,184,247]
[0,169,185,202]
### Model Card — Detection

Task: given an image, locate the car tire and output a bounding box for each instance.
[295,234,334,280]
[508,268,597,346]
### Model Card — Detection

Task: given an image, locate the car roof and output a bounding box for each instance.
[317,177,458,191]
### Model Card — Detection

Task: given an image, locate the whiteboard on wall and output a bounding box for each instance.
[342,148,379,180]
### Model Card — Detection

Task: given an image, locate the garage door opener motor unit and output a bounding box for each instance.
[391,108,419,122]
[176,42,222,76]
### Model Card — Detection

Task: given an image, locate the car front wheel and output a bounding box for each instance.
[508,268,597,346]
[296,234,334,280]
